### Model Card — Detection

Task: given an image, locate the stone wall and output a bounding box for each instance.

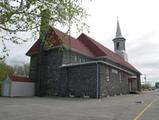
[29,47,140,97]
[29,48,63,96]
[29,55,39,95]
[59,63,98,98]
[42,49,63,96]
[29,55,38,81]
[99,63,130,97]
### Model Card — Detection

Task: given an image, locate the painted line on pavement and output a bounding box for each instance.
[133,96,159,120]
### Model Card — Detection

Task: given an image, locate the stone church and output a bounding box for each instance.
[26,20,141,98]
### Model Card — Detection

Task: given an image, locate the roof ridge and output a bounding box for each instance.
[52,27,94,57]
[78,33,106,56]
[80,33,127,60]
[79,33,119,57]
[52,27,77,41]
[78,33,139,73]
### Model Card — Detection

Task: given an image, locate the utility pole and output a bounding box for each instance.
[144,74,147,85]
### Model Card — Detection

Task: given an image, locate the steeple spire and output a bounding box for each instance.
[113,17,128,61]
[116,17,122,38]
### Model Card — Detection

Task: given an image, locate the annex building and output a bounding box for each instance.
[26,20,141,98]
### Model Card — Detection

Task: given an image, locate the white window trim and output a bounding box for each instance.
[106,68,110,82]
[119,72,122,83]
[74,55,77,62]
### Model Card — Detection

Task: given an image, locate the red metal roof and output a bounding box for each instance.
[26,27,94,57]
[26,40,40,56]
[78,33,139,72]
[26,27,140,73]
[10,76,33,82]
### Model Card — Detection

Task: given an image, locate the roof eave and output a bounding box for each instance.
[95,56,141,74]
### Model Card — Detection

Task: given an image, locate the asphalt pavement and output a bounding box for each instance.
[0,89,159,120]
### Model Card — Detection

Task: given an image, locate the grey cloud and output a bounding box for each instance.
[7,55,29,66]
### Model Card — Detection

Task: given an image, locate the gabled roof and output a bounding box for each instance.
[9,76,33,82]
[26,27,140,73]
[26,27,94,57]
[78,33,139,72]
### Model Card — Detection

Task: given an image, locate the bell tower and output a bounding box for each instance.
[113,18,128,61]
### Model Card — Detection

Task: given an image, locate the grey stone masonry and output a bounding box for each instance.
[59,63,98,98]
[29,47,140,98]
[99,63,130,97]
[29,48,63,96]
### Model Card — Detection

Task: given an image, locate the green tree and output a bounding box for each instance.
[0,61,7,83]
[6,64,14,76]
[0,0,89,96]
[0,0,89,59]
[0,61,14,82]
[0,61,14,96]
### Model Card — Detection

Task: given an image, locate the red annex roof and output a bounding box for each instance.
[10,76,33,82]
[26,27,139,73]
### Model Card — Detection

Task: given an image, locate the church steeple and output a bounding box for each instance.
[113,18,128,61]
[116,18,122,38]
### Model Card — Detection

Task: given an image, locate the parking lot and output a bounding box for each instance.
[0,90,159,120]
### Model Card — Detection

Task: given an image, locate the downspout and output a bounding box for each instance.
[96,62,99,98]
[66,67,70,96]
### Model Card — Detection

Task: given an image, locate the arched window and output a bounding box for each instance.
[116,42,120,50]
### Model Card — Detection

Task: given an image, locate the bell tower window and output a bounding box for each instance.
[116,42,120,50]
[113,18,128,61]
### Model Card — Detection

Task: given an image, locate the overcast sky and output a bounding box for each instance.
[3,0,159,85]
